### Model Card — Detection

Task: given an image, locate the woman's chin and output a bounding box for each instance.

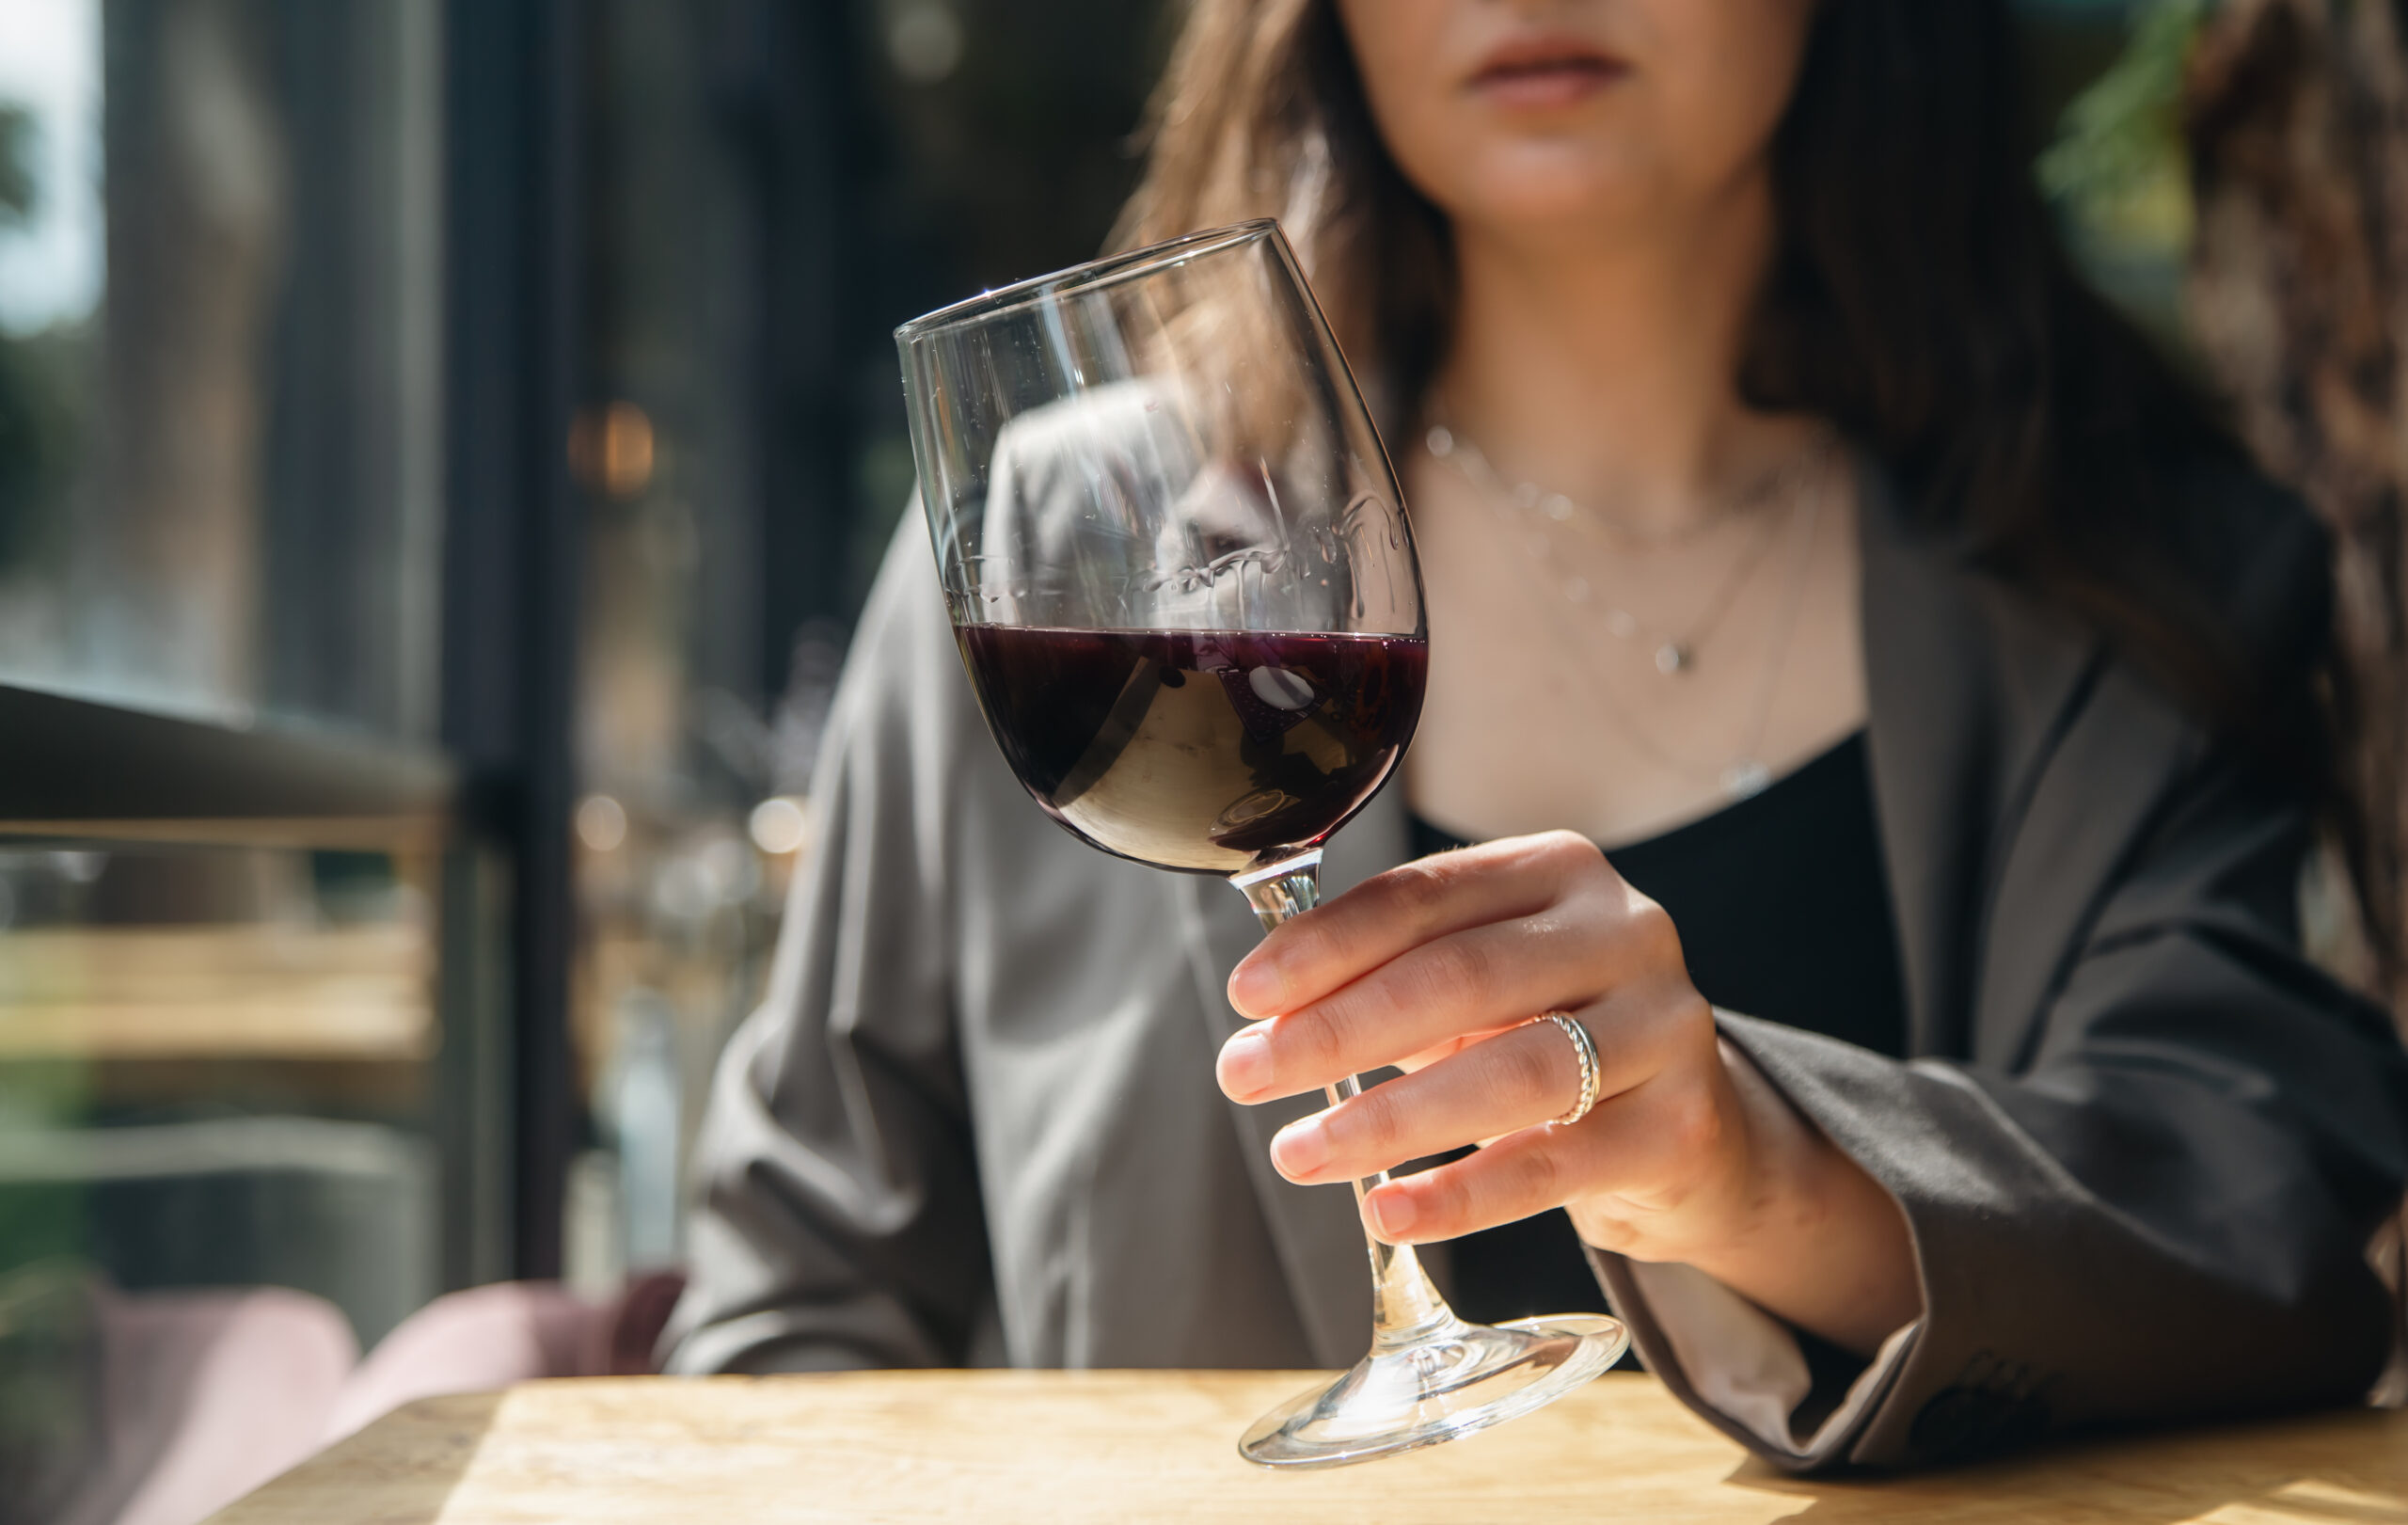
[1447,182,1664,249]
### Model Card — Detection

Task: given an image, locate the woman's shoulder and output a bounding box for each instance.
[1864,442,2337,769]
[818,505,996,783]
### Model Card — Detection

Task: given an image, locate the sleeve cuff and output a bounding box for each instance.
[1607,1255,1922,1464]
[1583,1017,1925,1468]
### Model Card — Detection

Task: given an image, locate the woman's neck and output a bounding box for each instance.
[1434,171,1808,535]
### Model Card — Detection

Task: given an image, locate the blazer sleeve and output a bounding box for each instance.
[1594,702,2408,1469]
[661,516,996,1374]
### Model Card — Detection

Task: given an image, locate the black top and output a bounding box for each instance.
[1410,730,1910,1325]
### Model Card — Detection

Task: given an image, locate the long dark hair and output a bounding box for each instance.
[1745,3,2273,727]
[1117,0,2375,965]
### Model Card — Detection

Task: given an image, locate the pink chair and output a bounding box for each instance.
[322,1271,685,1443]
[61,1282,357,1525]
[29,1271,683,1525]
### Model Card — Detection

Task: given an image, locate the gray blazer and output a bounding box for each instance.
[664,468,2408,1470]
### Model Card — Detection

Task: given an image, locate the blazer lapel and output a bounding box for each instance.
[1971,657,2192,1070]
[1858,460,2124,1067]
[1174,788,1416,1369]
[1858,469,2002,1059]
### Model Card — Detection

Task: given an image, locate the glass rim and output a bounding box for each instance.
[893,218,1283,345]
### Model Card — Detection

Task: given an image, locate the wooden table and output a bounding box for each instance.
[209,1371,2408,1523]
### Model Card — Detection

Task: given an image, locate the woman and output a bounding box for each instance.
[665,0,2408,1470]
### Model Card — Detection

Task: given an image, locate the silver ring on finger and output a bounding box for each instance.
[1535,1010,1600,1127]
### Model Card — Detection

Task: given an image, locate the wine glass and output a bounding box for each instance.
[895,219,1627,1469]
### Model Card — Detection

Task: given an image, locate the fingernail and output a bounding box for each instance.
[1368,1190,1418,1240]
[1271,1117,1328,1180]
[1217,1028,1272,1099]
[1228,958,1284,1017]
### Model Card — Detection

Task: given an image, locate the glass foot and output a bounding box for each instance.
[1238,1312,1628,1469]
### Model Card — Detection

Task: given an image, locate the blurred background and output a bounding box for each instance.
[0,0,2218,1516]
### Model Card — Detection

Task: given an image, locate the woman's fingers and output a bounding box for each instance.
[1218,855,1686,1104]
[1212,827,1737,1256]
[1220,908,1604,1103]
[1264,999,1683,1185]
[1357,1069,1728,1244]
[1228,831,1602,1021]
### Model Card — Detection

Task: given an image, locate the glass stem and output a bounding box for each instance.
[1234,851,1458,1351]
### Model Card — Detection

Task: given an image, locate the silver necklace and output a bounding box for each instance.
[1427,419,1830,547]
[1429,424,1832,799]
[1428,421,1827,678]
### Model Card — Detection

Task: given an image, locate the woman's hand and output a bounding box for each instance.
[1216,831,1920,1356]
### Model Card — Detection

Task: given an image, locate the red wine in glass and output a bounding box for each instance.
[956,626,1427,875]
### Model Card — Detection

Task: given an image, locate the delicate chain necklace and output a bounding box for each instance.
[1424,421,1835,799]
[1428,418,1832,547]
[1426,421,1803,677]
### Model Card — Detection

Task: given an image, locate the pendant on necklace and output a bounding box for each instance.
[1654,642,1693,676]
[1721,759,1771,798]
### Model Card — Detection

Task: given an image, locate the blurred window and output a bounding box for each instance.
[0,0,470,1435]
[0,0,443,739]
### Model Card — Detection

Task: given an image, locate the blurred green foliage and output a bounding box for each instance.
[2040,0,2205,230]
[2036,0,2210,338]
[0,1061,95,1279]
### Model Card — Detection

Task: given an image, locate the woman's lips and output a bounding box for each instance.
[1468,41,1626,110]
